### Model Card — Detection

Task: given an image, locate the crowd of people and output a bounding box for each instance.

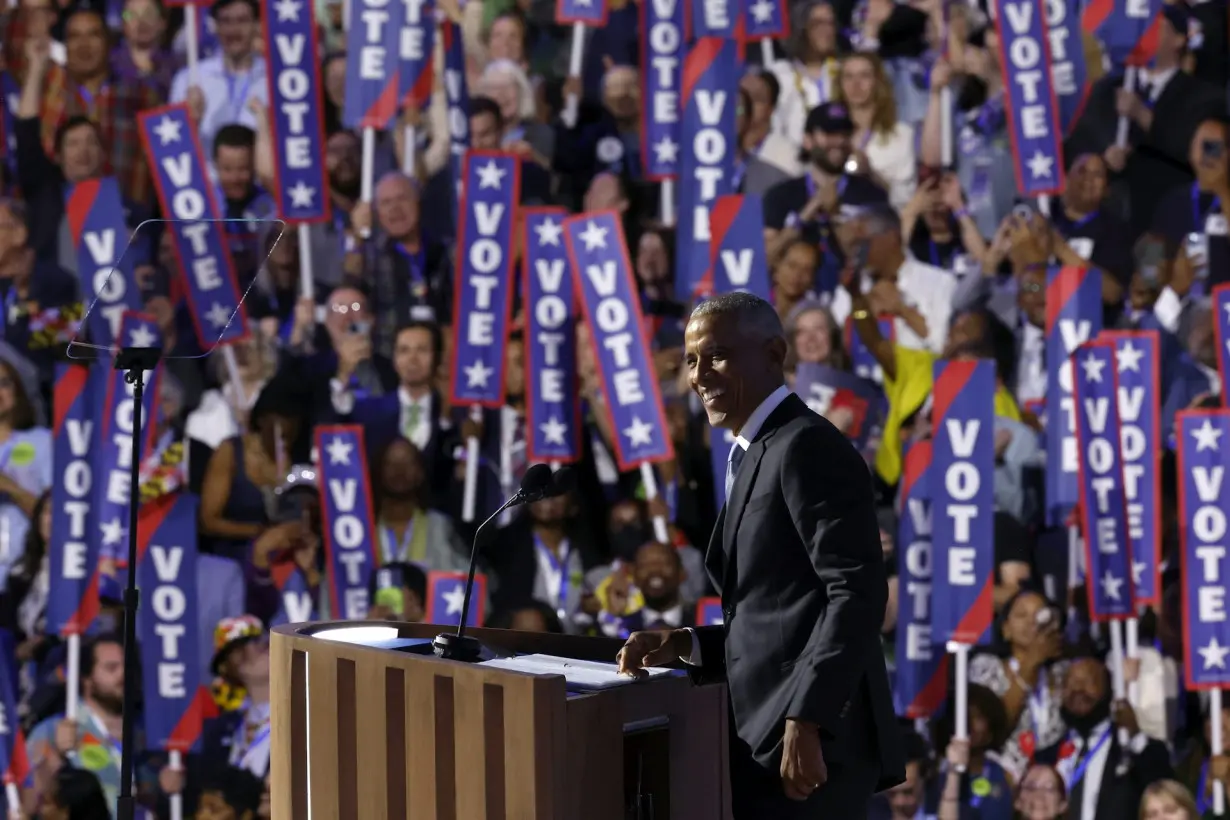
[0,0,1227,816]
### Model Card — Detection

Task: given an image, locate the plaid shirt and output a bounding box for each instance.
[352,234,454,359]
[38,66,164,204]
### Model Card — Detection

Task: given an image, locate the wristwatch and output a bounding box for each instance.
[852,309,870,322]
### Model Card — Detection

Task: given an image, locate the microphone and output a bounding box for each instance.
[432,463,556,662]
[546,465,575,499]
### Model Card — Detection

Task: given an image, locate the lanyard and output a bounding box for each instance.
[396,244,428,299]
[1197,760,1211,814]
[1066,726,1112,790]
[226,70,254,123]
[231,710,272,772]
[380,521,415,564]
[1193,183,1221,230]
[534,534,573,613]
[1067,209,1098,231]
[77,82,107,111]
[663,477,678,522]
[928,240,942,268]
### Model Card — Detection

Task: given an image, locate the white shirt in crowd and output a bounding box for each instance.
[829,257,956,355]
[862,122,918,211]
[170,53,269,164]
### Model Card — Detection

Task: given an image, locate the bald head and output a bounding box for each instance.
[375,172,420,240]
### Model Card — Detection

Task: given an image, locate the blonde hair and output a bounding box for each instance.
[833,52,897,138]
[479,59,535,122]
[1139,780,1199,820]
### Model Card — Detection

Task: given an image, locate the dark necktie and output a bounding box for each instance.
[725,442,746,501]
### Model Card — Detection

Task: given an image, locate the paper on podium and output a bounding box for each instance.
[479,654,675,690]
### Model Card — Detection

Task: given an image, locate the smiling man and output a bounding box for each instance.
[616,292,904,817]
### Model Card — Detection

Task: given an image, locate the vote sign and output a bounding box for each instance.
[1176,410,1230,689]
[94,312,164,563]
[929,359,995,645]
[564,211,675,471]
[48,365,101,637]
[1211,285,1230,408]
[743,0,786,40]
[442,21,471,196]
[1045,0,1089,132]
[449,150,521,408]
[1099,330,1161,605]
[137,494,209,752]
[557,0,607,26]
[641,0,683,181]
[522,208,581,463]
[139,104,249,348]
[65,177,141,348]
[269,561,316,626]
[1071,341,1134,621]
[676,38,738,297]
[894,441,947,719]
[992,0,1065,196]
[0,645,28,790]
[316,426,380,620]
[794,363,881,451]
[702,194,772,301]
[263,0,331,223]
[690,0,736,37]
[427,571,487,627]
[695,597,723,626]
[1045,265,1102,526]
[395,0,435,107]
[341,0,399,129]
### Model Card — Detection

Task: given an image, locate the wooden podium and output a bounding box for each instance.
[270,621,733,820]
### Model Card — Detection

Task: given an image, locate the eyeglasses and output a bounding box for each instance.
[330,301,364,315]
[123,8,161,22]
[1020,282,1044,294]
[1020,781,1061,795]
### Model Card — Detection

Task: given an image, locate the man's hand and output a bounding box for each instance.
[349,201,373,237]
[799,178,837,223]
[159,764,185,795]
[868,279,904,315]
[335,333,371,382]
[1104,144,1130,173]
[54,718,77,756]
[616,629,690,678]
[781,718,827,801]
[185,85,206,123]
[1111,699,1140,736]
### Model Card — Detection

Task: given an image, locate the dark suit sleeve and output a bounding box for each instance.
[687,625,728,685]
[1145,78,1226,168]
[1128,738,1174,789]
[779,425,887,732]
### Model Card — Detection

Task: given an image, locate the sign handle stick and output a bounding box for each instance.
[948,641,970,773]
[461,405,483,523]
[221,346,248,431]
[6,782,20,818]
[561,23,586,129]
[297,222,314,302]
[660,178,675,227]
[549,460,560,472]
[939,87,953,168]
[185,5,199,87]
[1115,67,1136,148]
[1213,687,1225,814]
[1109,620,1132,762]
[1066,524,1081,619]
[66,633,81,720]
[168,750,183,820]
[402,124,417,176]
[497,433,513,526]
[1125,616,1140,707]
[760,39,773,67]
[1036,195,1051,217]
[359,126,376,239]
[639,462,670,544]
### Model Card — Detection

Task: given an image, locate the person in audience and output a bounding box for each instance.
[899,171,985,275]
[112,0,177,99]
[33,764,112,820]
[772,239,824,319]
[367,562,428,623]
[736,71,802,195]
[832,52,916,209]
[769,0,843,144]
[785,299,848,373]
[199,373,311,561]
[371,437,468,571]
[0,353,53,587]
[935,684,1014,819]
[1138,780,1200,820]
[203,616,272,779]
[616,541,694,632]
[868,729,932,820]
[485,600,564,633]
[190,764,265,820]
[1014,764,1069,820]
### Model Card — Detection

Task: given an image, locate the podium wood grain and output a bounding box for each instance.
[270,622,732,820]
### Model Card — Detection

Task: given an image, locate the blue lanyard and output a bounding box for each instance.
[77,82,107,110]
[1197,760,1210,814]
[1067,209,1098,231]
[1193,183,1221,230]
[534,534,572,611]
[928,239,942,267]
[380,522,414,563]
[663,477,677,522]
[1067,727,1112,790]
[396,244,428,299]
[226,70,254,123]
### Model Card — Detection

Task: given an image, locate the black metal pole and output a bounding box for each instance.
[113,346,161,820]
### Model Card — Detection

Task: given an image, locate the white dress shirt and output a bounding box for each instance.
[684,384,792,664]
[862,122,918,211]
[1016,322,1047,404]
[828,257,956,355]
[169,54,269,165]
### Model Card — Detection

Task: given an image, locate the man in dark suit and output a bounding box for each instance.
[616,292,904,817]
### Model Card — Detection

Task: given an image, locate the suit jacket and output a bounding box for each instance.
[483,515,606,611]
[1038,731,1172,819]
[352,389,457,509]
[690,394,905,790]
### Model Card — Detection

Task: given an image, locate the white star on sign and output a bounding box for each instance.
[443,584,467,616]
[749,0,776,23]
[1116,341,1144,373]
[1099,569,1124,601]
[100,518,124,546]
[464,360,494,388]
[1027,150,1054,180]
[1192,418,1224,452]
[325,435,353,465]
[153,115,182,146]
[1080,351,1106,383]
[1199,636,1230,670]
[475,160,507,190]
[534,218,563,247]
[287,181,316,208]
[573,0,593,6]
[205,302,233,330]
[652,136,679,166]
[273,0,301,21]
[128,324,157,348]
[623,416,655,447]
[1223,300,1230,324]
[578,219,608,251]
[540,416,568,445]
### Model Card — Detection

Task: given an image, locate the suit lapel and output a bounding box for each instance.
[722,436,767,562]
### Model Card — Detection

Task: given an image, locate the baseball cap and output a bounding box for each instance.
[805,102,855,135]
[211,614,266,675]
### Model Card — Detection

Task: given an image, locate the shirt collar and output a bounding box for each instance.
[641,603,683,627]
[734,384,791,451]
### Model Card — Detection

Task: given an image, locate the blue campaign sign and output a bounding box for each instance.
[316,426,380,619]
[641,0,683,182]
[65,177,141,348]
[427,571,487,626]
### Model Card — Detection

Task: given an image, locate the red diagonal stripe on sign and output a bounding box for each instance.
[1126,14,1162,66]
[364,77,401,129]
[53,366,89,435]
[907,655,950,720]
[681,37,723,104]
[952,575,994,645]
[900,439,932,506]
[166,686,213,752]
[931,359,976,430]
[1045,265,1090,335]
[136,494,177,565]
[1080,0,1113,34]
[65,178,101,248]
[5,729,29,785]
